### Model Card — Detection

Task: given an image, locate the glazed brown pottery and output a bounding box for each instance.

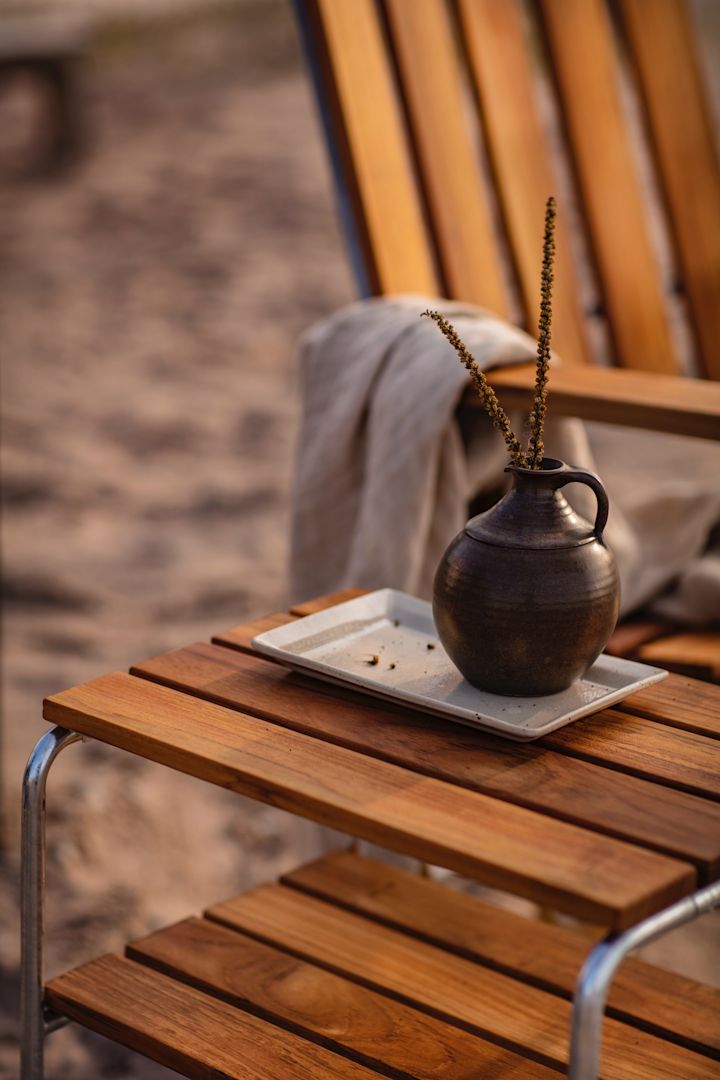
[433,458,620,696]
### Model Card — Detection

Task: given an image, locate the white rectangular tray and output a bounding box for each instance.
[252,589,667,741]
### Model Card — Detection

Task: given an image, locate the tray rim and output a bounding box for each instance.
[252,589,668,741]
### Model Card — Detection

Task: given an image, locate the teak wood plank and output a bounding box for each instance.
[214,611,720,740]
[488,363,720,440]
[307,0,438,296]
[542,707,720,801]
[383,0,509,315]
[207,885,716,1080]
[214,591,363,656]
[129,915,553,1079]
[458,0,592,367]
[131,642,720,878]
[290,588,367,616]
[284,851,720,1060]
[638,633,720,681]
[606,619,674,659]
[618,0,720,380]
[537,0,679,374]
[213,612,296,656]
[42,672,696,927]
[621,673,720,740]
[45,953,383,1080]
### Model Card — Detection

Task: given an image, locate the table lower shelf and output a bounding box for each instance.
[45,851,719,1080]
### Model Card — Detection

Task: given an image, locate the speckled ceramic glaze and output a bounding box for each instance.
[433,458,620,696]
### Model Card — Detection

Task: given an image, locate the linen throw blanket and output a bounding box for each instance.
[290,296,720,624]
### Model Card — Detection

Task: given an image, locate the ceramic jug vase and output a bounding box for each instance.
[433,458,620,696]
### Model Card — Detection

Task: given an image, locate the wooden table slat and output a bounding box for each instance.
[207,884,717,1080]
[43,672,696,928]
[213,614,720,743]
[290,589,367,616]
[129,915,554,1078]
[130,642,720,878]
[46,954,383,1079]
[212,612,296,655]
[622,672,720,738]
[284,851,720,1059]
[637,633,720,678]
[542,708,720,801]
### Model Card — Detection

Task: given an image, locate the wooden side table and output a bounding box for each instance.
[21,590,720,1079]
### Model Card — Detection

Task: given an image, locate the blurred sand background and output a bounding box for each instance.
[0,2,718,1077]
[1,3,354,1075]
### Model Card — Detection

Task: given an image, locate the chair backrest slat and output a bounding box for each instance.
[537,0,680,374]
[383,0,509,316]
[458,0,592,366]
[297,0,717,381]
[302,0,439,296]
[618,0,720,379]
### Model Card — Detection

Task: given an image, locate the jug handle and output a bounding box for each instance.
[555,465,609,540]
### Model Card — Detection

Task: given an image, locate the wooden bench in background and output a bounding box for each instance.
[294,0,720,679]
[0,11,92,174]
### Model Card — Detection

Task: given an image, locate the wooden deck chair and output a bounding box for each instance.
[295,0,720,680]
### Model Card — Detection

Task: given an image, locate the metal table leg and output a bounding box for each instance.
[568,880,720,1080]
[21,727,83,1080]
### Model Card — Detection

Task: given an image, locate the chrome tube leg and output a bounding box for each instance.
[568,880,720,1080]
[21,727,82,1080]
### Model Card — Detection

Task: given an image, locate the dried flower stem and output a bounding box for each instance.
[528,196,556,467]
[422,309,528,468]
[422,196,557,470]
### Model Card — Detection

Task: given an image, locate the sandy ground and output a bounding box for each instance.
[1,4,718,1078]
[0,5,354,1075]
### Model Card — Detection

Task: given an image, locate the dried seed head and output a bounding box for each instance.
[421,310,528,468]
[528,196,557,468]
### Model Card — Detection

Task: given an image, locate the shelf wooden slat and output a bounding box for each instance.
[128,915,554,1079]
[46,953,384,1079]
[208,883,717,1080]
[284,851,720,1060]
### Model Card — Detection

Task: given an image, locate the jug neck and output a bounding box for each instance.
[464,458,596,550]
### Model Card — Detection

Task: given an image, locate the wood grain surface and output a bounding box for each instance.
[207,883,717,1079]
[212,612,296,656]
[307,0,438,296]
[131,641,720,878]
[458,0,592,367]
[537,0,679,374]
[488,364,720,440]
[284,851,720,1059]
[619,0,720,380]
[384,0,509,314]
[129,915,554,1079]
[46,953,385,1079]
[542,707,720,801]
[606,619,676,660]
[43,671,696,927]
[290,589,367,616]
[637,633,720,682]
[622,673,720,739]
[214,608,720,740]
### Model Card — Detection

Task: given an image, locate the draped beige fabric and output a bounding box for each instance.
[290,297,720,624]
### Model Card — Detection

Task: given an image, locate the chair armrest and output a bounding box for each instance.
[482,364,720,440]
